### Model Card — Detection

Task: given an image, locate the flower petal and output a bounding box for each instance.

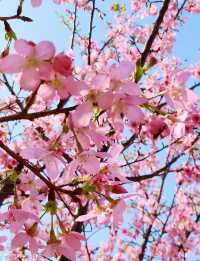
[11,233,27,249]
[44,155,62,179]
[20,68,40,91]
[38,61,53,80]
[110,60,134,80]
[31,0,42,7]
[35,41,55,60]
[0,55,25,73]
[14,39,34,56]
[72,102,93,128]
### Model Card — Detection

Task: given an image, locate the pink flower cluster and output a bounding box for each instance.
[0,39,74,100]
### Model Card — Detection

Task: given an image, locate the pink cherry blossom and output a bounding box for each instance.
[20,140,64,179]
[0,39,55,90]
[42,232,83,261]
[11,223,40,254]
[31,0,42,7]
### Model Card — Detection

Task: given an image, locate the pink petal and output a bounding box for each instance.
[56,78,70,99]
[69,232,84,241]
[83,154,100,174]
[31,0,42,7]
[185,88,199,106]
[110,61,134,80]
[126,95,146,106]
[35,41,55,60]
[64,232,84,251]
[20,142,47,159]
[0,55,25,73]
[11,233,27,249]
[13,209,39,221]
[77,131,90,150]
[20,68,40,91]
[38,84,56,104]
[66,160,79,180]
[44,155,62,179]
[126,105,145,123]
[119,81,141,96]
[38,61,53,81]
[64,76,84,96]
[109,144,123,161]
[112,199,126,229]
[14,39,34,56]
[53,52,73,77]
[58,245,76,261]
[76,211,96,222]
[72,102,93,128]
[98,91,114,110]
[29,237,39,253]
[87,128,108,145]
[173,122,185,139]
[91,74,110,90]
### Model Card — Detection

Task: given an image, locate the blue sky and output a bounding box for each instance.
[0,1,199,61]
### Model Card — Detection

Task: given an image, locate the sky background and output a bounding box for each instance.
[0,0,199,260]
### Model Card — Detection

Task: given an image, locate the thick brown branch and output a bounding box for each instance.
[88,0,96,65]
[140,0,171,67]
[0,105,77,123]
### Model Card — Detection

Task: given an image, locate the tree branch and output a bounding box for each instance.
[140,0,171,67]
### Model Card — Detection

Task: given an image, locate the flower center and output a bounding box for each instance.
[25,56,39,68]
[51,78,62,89]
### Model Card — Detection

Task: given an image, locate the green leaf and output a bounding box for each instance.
[44,200,57,215]
[142,102,167,116]
[9,170,18,183]
[112,3,120,11]
[92,106,102,121]
[83,182,96,193]
[134,65,145,82]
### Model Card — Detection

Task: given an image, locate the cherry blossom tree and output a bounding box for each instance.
[0,0,199,260]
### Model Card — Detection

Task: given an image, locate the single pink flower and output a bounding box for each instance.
[66,150,100,180]
[42,232,83,261]
[39,75,82,102]
[21,140,64,180]
[109,93,145,129]
[0,39,55,90]
[165,71,199,110]
[11,223,40,254]
[0,208,39,233]
[165,86,199,111]
[111,199,126,232]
